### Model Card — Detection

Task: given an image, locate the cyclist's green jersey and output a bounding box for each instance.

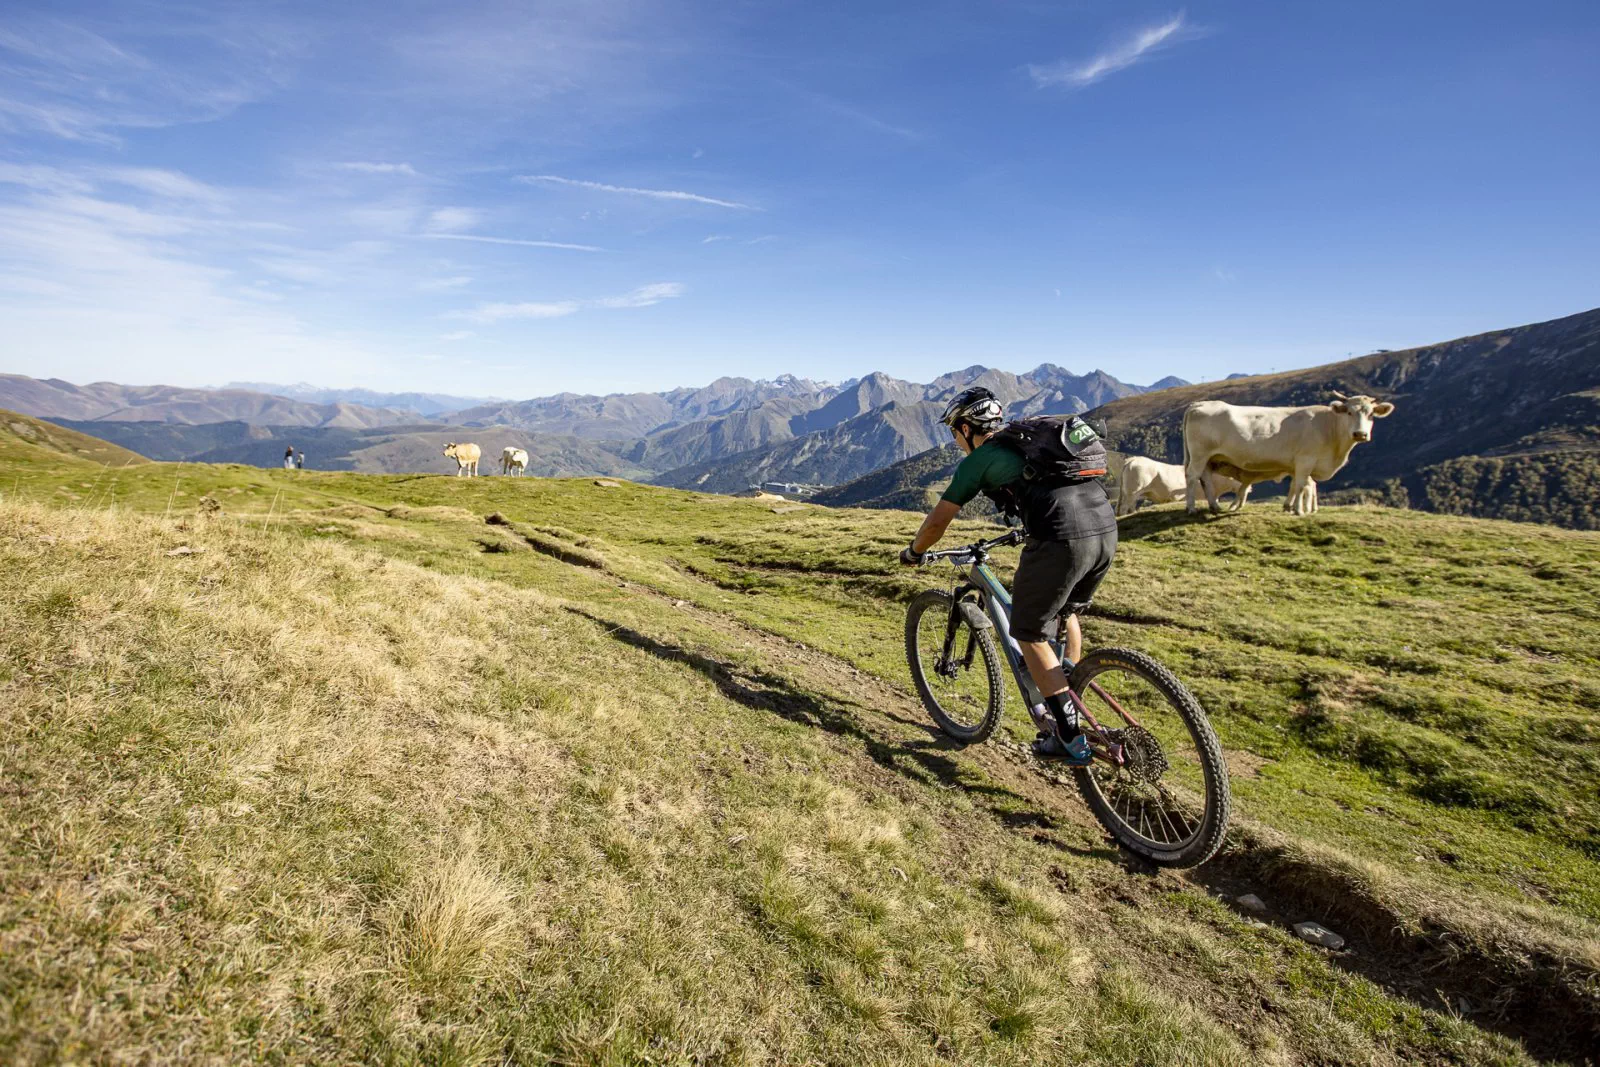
[940,440,1025,507]
[942,439,1116,541]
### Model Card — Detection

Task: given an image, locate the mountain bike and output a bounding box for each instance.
[904,529,1230,867]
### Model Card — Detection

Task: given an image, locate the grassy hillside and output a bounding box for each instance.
[1,408,147,472]
[3,442,1598,1063]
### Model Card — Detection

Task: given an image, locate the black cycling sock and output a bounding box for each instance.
[1044,693,1079,738]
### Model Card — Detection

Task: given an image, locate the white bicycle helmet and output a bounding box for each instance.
[940,386,1004,433]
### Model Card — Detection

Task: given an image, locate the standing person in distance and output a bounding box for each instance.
[898,387,1118,765]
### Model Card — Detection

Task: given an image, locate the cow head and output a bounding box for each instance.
[442,443,457,457]
[1328,392,1395,442]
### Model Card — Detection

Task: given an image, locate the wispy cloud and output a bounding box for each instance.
[0,178,390,386]
[701,234,729,244]
[438,330,476,341]
[518,175,753,210]
[425,206,478,232]
[0,14,301,142]
[0,163,92,193]
[422,233,602,252]
[460,282,685,324]
[254,257,338,284]
[1029,13,1197,89]
[591,282,686,308]
[336,161,421,176]
[99,168,227,204]
[417,275,473,291]
[785,84,921,142]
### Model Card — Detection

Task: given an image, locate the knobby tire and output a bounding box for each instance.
[1069,647,1230,868]
[904,589,1003,744]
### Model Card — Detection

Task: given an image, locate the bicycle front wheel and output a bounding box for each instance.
[1069,648,1230,867]
[905,590,1003,744]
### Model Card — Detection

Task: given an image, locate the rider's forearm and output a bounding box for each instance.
[911,500,961,554]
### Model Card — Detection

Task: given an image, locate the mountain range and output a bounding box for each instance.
[5,364,1184,485]
[11,306,1598,527]
[0,375,418,429]
[222,383,505,418]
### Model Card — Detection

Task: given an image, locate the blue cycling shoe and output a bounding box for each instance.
[1032,729,1094,766]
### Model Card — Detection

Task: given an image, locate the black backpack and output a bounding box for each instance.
[988,414,1109,485]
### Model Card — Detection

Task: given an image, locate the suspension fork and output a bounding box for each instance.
[939,581,980,672]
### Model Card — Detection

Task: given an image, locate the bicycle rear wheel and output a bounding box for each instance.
[1068,648,1230,867]
[905,590,1003,744]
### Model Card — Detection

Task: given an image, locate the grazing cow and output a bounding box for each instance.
[500,446,529,477]
[1115,455,1242,516]
[1183,393,1394,516]
[442,442,481,477]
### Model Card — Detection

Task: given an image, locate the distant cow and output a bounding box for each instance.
[442,442,481,477]
[500,446,529,477]
[1183,393,1395,516]
[1115,455,1242,516]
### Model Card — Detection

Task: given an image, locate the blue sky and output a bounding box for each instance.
[1,1,1596,396]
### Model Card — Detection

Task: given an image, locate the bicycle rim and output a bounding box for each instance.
[906,591,1001,742]
[1070,648,1228,866]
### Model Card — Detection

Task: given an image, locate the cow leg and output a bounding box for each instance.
[1287,468,1310,514]
[1184,457,1207,513]
[1231,482,1252,511]
[1201,469,1221,513]
[1308,479,1319,513]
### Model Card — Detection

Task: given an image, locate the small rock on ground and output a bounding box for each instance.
[1293,921,1345,950]
[594,479,622,488]
[1236,893,1267,914]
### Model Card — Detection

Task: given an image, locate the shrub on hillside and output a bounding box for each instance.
[1407,452,1600,530]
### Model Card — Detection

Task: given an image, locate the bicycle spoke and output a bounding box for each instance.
[907,592,1000,744]
[1072,657,1223,856]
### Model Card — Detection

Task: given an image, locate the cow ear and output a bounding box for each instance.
[1329,400,1348,413]
[1372,402,1394,417]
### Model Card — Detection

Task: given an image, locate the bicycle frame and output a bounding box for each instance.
[928,532,1124,751]
[952,559,1058,709]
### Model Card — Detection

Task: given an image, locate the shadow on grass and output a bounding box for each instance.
[566,606,1046,813]
[1114,507,1228,542]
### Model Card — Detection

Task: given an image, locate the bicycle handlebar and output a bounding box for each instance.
[920,528,1024,565]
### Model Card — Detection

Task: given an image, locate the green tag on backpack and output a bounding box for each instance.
[1067,422,1099,445]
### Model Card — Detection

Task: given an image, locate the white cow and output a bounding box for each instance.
[1183,393,1395,516]
[1115,455,1242,516]
[442,442,481,477]
[500,446,529,477]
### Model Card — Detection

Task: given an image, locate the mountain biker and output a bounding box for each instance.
[898,386,1118,765]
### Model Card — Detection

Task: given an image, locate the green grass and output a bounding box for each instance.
[3,439,1597,1063]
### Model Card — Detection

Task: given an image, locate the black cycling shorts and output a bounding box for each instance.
[1008,530,1117,643]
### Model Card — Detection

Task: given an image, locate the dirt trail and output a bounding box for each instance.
[568,567,1596,1066]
